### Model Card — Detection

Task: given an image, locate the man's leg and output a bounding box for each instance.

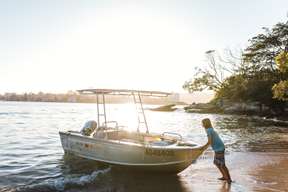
[214,161,225,179]
[214,152,231,182]
[221,165,232,183]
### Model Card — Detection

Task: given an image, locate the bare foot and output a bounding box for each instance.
[226,179,232,184]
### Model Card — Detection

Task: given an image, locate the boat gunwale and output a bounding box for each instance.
[59,131,202,150]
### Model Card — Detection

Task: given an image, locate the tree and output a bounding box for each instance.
[272,80,288,101]
[275,50,288,72]
[243,22,288,72]
[215,74,248,102]
[272,50,288,101]
[183,49,242,93]
[184,19,288,111]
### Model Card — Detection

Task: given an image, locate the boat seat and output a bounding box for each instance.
[106,130,123,140]
[93,127,106,139]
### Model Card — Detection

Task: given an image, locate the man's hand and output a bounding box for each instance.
[200,137,211,151]
[199,144,209,151]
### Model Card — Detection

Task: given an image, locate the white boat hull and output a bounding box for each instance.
[59,131,204,173]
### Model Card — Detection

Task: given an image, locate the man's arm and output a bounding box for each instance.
[200,135,212,151]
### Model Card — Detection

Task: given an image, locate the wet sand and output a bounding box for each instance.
[66,152,288,192]
[180,152,288,192]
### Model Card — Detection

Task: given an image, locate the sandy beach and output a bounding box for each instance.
[178,151,288,192]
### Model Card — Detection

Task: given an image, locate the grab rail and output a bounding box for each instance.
[102,121,119,129]
[161,132,182,141]
[101,121,121,141]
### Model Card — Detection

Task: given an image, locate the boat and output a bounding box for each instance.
[59,89,205,173]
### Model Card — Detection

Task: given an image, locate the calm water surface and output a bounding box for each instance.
[0,101,287,192]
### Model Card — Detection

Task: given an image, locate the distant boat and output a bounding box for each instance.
[59,89,205,173]
[150,104,177,112]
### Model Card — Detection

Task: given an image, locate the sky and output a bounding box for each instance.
[1,0,288,94]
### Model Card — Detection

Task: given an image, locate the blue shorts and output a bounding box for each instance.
[214,151,225,167]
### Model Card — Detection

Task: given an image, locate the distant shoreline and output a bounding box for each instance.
[0,99,163,105]
[0,92,177,105]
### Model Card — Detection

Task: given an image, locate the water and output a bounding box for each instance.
[0,101,288,192]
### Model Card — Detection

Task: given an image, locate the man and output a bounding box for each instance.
[201,118,232,184]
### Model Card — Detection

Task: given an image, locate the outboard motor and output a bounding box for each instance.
[80,120,97,136]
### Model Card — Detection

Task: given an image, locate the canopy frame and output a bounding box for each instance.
[78,89,171,97]
[77,89,171,133]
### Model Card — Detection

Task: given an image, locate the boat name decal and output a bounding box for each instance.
[71,141,94,150]
[145,148,174,156]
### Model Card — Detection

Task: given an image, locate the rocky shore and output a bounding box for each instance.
[184,102,288,122]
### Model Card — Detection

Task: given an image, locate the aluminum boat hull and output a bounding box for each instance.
[59,131,204,173]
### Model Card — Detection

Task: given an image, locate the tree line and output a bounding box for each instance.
[0,92,173,104]
[183,19,288,113]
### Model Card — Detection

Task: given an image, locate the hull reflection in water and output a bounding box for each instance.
[60,154,190,192]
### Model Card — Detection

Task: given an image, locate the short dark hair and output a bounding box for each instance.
[202,118,212,128]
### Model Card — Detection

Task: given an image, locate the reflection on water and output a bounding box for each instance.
[215,116,288,152]
[0,101,287,191]
[60,154,189,192]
